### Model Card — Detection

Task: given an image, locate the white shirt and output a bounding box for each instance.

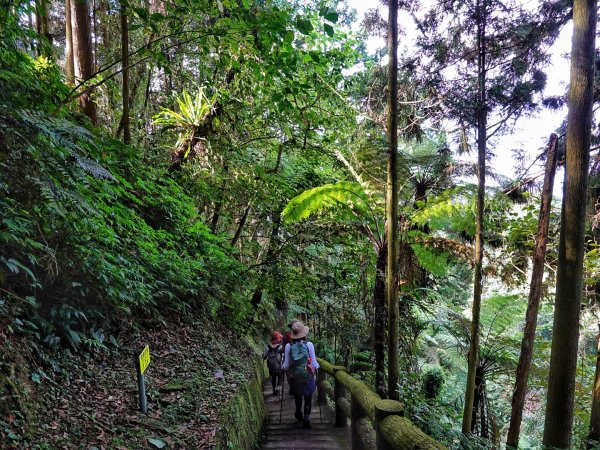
[282,340,320,371]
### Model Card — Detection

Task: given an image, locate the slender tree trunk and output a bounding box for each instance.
[506,134,559,448]
[471,365,485,436]
[588,327,600,448]
[374,243,387,398]
[120,0,130,144]
[65,0,75,85]
[92,0,97,69]
[141,64,153,150]
[463,0,487,433]
[210,165,228,233]
[231,202,251,247]
[386,0,399,402]
[268,214,286,318]
[543,0,596,446]
[35,0,52,55]
[210,201,222,233]
[251,213,280,310]
[271,142,284,173]
[71,0,97,124]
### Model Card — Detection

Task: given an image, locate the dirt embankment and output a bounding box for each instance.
[1,318,266,449]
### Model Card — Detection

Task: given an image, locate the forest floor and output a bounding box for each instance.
[0,317,260,449]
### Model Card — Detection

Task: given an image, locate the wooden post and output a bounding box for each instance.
[375,399,404,450]
[333,365,347,427]
[317,367,327,403]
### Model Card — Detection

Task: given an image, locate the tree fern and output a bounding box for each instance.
[281,181,374,225]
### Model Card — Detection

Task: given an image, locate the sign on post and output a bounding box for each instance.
[139,345,150,374]
[136,345,151,414]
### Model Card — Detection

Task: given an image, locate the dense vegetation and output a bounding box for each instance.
[1,0,600,448]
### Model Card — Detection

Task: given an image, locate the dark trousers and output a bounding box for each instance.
[294,393,313,420]
[270,370,282,391]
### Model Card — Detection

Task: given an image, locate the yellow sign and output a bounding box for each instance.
[139,345,150,374]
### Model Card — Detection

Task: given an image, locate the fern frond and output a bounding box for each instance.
[281,181,372,224]
[412,185,477,233]
[19,109,114,180]
[480,294,526,341]
[411,235,474,264]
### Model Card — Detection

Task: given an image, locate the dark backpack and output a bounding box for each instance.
[266,344,281,371]
[290,342,310,383]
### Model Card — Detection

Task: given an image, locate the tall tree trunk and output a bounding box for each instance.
[543,0,596,446]
[231,202,251,247]
[71,0,97,124]
[386,0,399,402]
[506,134,559,448]
[374,243,387,398]
[120,0,130,144]
[268,214,286,318]
[91,0,97,69]
[471,365,485,436]
[210,201,222,233]
[210,165,228,233]
[463,0,487,433]
[588,327,600,448]
[35,0,52,55]
[65,0,75,85]
[251,213,280,310]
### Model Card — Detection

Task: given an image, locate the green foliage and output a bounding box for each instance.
[411,186,477,235]
[410,240,450,277]
[154,88,216,129]
[281,181,371,224]
[0,48,245,345]
[422,366,445,399]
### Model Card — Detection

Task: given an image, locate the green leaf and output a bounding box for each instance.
[295,18,313,35]
[148,438,167,448]
[132,7,149,20]
[324,12,339,23]
[284,30,294,44]
[324,23,334,37]
[241,0,249,9]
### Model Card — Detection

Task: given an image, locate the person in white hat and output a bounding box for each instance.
[282,321,319,428]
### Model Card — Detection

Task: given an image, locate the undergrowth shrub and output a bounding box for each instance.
[0,43,248,351]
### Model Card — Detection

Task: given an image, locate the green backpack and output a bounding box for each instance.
[290,342,309,383]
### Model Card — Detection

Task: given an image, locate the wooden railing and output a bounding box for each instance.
[317,358,448,450]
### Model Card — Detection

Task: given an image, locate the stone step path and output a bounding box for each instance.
[260,379,351,450]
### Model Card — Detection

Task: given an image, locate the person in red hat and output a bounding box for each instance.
[263,331,283,395]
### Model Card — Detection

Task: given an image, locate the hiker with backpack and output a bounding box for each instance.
[282,323,295,395]
[282,321,319,428]
[263,331,283,396]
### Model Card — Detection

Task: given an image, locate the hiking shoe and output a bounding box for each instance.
[303,420,311,429]
[294,410,303,422]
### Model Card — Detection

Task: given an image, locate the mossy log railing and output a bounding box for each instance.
[317,358,447,450]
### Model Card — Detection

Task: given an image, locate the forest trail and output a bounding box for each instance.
[260,379,351,450]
